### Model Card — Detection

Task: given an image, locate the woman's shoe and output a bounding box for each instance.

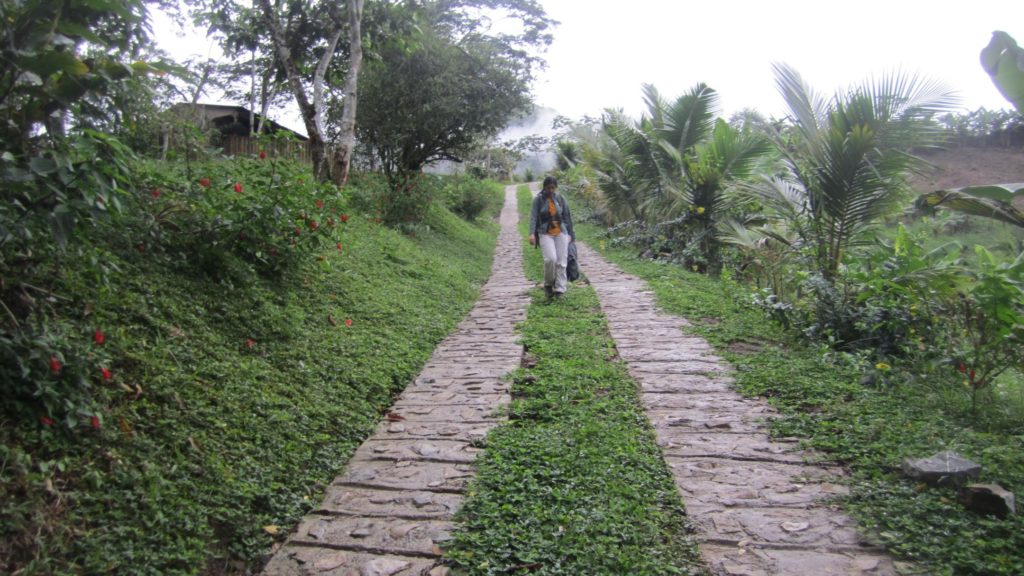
[544,285,554,298]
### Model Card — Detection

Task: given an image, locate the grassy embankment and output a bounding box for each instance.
[444,187,706,576]
[1,166,503,574]
[578,221,1024,576]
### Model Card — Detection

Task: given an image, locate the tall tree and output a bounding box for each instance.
[331,0,364,186]
[356,0,554,189]
[256,0,348,181]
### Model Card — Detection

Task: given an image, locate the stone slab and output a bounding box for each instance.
[262,546,437,576]
[356,439,481,463]
[617,349,723,363]
[641,393,774,414]
[657,432,809,465]
[625,360,730,374]
[692,506,864,548]
[700,544,899,576]
[318,486,463,518]
[668,456,847,508]
[372,420,495,442]
[371,404,502,423]
[334,458,476,493]
[648,409,768,434]
[290,516,455,556]
[410,376,512,394]
[389,389,505,407]
[634,373,736,394]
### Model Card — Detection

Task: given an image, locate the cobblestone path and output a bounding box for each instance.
[262,185,530,576]
[576,242,900,576]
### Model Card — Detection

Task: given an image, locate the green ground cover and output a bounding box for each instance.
[1,165,503,574]
[579,222,1024,576]
[444,187,705,576]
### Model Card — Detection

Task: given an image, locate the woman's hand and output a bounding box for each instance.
[529,234,536,246]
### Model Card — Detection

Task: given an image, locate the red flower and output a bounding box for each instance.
[94,329,106,345]
[315,199,324,209]
[151,188,161,198]
[957,363,966,373]
[90,415,101,429]
[345,318,353,327]
[136,243,145,253]
[49,356,62,374]
[309,220,318,230]
[40,416,54,426]
[259,150,267,160]
[199,178,211,188]
[245,338,256,348]
[969,369,976,380]
[294,227,302,236]
[234,182,243,193]
[341,214,349,223]
[336,242,343,251]
[326,218,335,227]
[101,367,112,381]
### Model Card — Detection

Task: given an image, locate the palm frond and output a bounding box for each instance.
[661,83,718,153]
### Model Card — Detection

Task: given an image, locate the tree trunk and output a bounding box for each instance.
[331,0,364,188]
[258,0,340,182]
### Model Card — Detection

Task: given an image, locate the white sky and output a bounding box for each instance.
[532,0,1024,120]
[155,1,1024,133]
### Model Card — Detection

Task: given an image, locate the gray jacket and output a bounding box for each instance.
[529,191,574,246]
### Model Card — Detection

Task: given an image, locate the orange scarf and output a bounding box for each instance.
[546,197,561,236]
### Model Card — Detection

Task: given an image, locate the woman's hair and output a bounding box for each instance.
[543,176,558,188]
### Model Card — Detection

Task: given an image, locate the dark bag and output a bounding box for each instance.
[566,241,580,282]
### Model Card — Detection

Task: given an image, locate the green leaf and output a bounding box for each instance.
[20,51,90,78]
[981,31,1024,113]
[29,157,58,176]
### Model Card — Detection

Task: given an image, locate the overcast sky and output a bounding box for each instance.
[156,1,1024,132]
[531,0,1024,120]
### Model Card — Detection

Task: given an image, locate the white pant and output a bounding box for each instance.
[540,233,570,293]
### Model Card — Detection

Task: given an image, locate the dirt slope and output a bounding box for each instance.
[911,147,1024,207]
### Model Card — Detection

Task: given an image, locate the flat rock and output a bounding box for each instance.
[902,451,981,485]
[957,483,1016,517]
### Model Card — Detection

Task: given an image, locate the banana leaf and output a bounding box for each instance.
[916,183,1024,227]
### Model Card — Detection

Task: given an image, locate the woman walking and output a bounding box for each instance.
[529,176,575,299]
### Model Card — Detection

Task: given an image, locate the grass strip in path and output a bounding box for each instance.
[445,287,705,576]
[443,186,704,575]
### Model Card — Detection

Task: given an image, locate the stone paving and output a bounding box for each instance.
[261,185,530,576]
[576,242,900,576]
[263,182,900,576]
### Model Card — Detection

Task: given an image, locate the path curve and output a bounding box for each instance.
[576,242,900,576]
[262,185,530,576]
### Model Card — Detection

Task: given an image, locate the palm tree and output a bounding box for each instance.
[586,84,771,274]
[747,63,958,280]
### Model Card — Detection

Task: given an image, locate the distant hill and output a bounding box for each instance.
[910,146,1024,208]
